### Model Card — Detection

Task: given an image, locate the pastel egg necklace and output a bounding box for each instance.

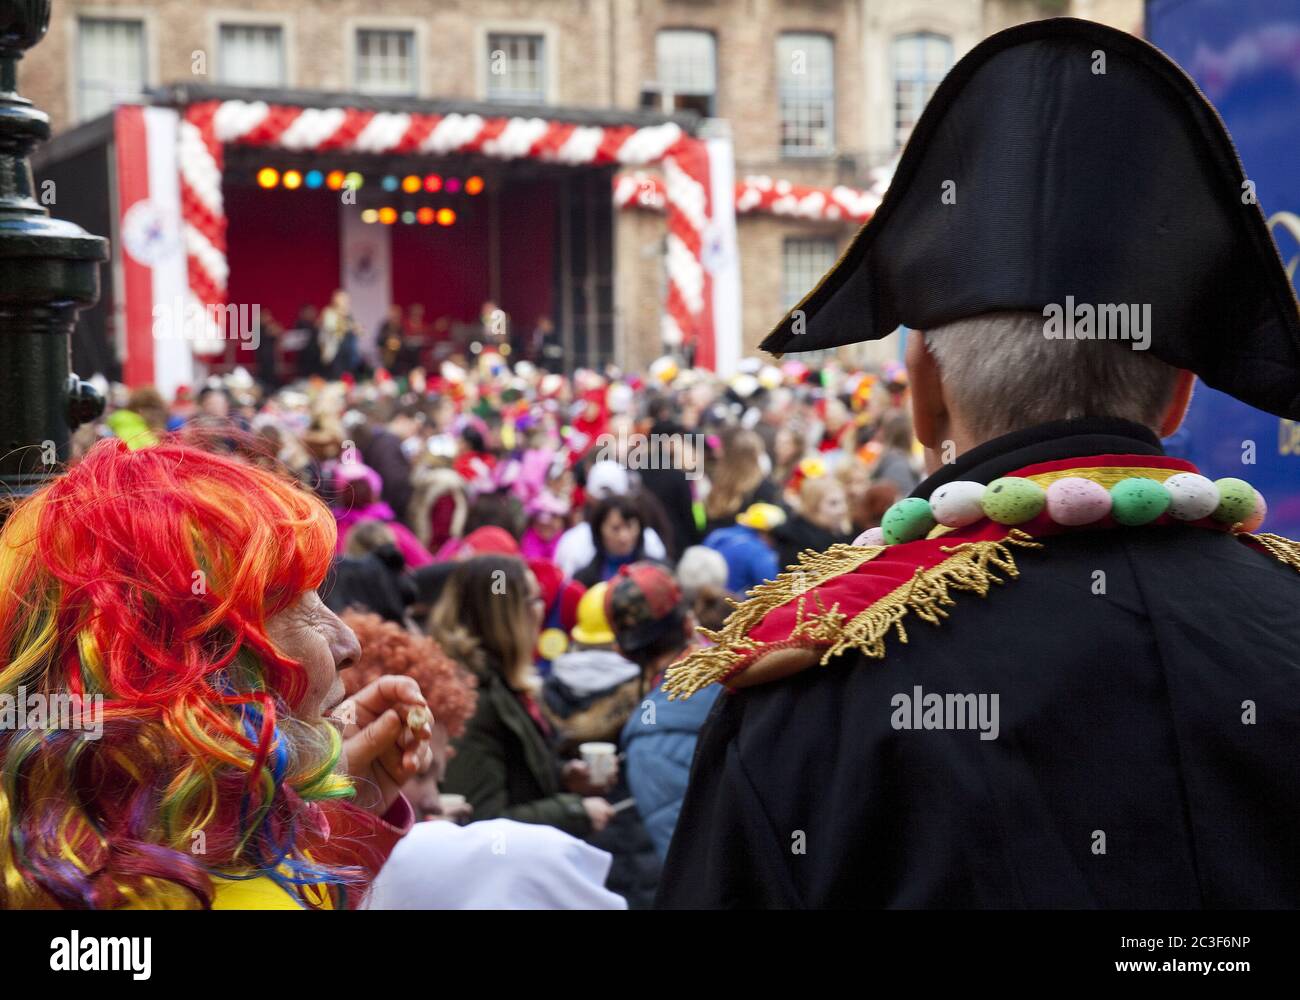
[862,473,1267,547]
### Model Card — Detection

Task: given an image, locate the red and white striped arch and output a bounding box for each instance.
[614,170,884,223]
[177,100,717,361]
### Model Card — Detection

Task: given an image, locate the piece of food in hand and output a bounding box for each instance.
[406,705,431,732]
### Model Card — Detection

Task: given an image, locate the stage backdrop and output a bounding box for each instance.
[341,201,391,351]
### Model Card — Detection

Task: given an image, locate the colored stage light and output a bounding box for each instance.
[305,170,324,189]
[401,210,416,225]
[445,176,462,193]
[401,174,421,194]
[423,173,442,192]
[378,207,398,225]
[344,171,364,190]
[256,167,280,189]
[326,170,346,190]
[361,209,379,224]
[382,175,399,192]
[417,206,435,225]
[465,175,484,195]
[436,208,456,226]
[282,169,303,190]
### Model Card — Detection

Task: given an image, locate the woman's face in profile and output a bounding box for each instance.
[265,590,362,719]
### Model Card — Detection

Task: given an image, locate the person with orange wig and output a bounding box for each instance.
[339,610,478,823]
[0,438,434,909]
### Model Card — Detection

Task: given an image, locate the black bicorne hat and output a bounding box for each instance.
[760,17,1300,419]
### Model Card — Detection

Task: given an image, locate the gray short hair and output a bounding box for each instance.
[923,311,1181,441]
[676,546,729,599]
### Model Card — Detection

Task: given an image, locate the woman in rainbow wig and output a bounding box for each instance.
[0,438,433,909]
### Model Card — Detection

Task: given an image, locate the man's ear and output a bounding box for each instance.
[905,329,947,450]
[1158,369,1196,438]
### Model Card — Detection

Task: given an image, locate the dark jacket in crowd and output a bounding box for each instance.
[442,667,591,838]
[659,419,1300,908]
[639,461,700,557]
[320,545,413,623]
[361,428,414,524]
[574,542,648,588]
[769,514,852,574]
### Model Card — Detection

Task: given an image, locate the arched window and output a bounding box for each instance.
[892,32,952,149]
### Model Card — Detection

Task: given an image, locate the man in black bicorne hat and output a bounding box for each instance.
[656,18,1300,909]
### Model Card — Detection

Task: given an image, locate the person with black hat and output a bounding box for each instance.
[657,17,1300,909]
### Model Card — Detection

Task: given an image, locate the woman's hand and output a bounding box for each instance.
[433,799,474,825]
[582,797,616,833]
[335,675,433,816]
[563,758,618,796]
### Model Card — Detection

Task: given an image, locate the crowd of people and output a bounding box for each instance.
[4,15,1296,922]
[253,293,564,389]
[46,340,922,908]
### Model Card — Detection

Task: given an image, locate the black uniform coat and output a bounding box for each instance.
[656,418,1300,908]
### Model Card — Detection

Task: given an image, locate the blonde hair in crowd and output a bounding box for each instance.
[706,429,766,522]
[428,555,540,692]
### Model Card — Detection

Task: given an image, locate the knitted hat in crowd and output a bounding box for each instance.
[605,561,686,655]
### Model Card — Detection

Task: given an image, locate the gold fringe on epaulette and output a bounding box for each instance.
[1242,531,1300,572]
[664,530,1043,699]
[663,542,888,700]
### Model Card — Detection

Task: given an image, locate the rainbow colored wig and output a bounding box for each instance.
[0,438,356,909]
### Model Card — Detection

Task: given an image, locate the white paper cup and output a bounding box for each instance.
[579,741,618,784]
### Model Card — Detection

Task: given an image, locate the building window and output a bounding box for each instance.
[782,237,837,311]
[219,24,286,87]
[355,29,417,96]
[77,17,146,121]
[893,32,952,149]
[486,32,546,104]
[777,33,834,157]
[654,29,716,116]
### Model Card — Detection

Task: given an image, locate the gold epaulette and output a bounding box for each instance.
[664,530,1043,699]
[1242,532,1300,572]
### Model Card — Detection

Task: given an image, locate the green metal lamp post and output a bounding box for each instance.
[0,0,108,496]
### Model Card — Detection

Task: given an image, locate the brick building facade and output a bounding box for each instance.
[21,0,1141,376]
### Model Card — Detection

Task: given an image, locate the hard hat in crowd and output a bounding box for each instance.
[571,582,616,646]
[736,502,787,532]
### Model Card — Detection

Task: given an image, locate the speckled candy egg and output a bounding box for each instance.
[854,526,886,547]
[1044,477,1112,526]
[1211,477,1256,524]
[980,477,1046,525]
[929,481,988,528]
[881,497,937,544]
[1164,472,1220,521]
[1109,477,1172,526]
[1239,489,1268,533]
